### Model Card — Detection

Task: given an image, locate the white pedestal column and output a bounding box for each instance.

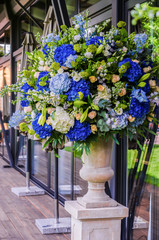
[65,201,128,240]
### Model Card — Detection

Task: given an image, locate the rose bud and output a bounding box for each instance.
[61,66,69,70]
[128,115,135,122]
[91,124,97,134]
[89,76,97,83]
[43,65,50,71]
[34,72,39,78]
[112,74,120,83]
[75,113,81,120]
[119,88,126,97]
[48,108,55,114]
[46,117,52,125]
[24,106,32,113]
[149,80,156,88]
[143,66,151,73]
[97,85,105,91]
[88,111,97,119]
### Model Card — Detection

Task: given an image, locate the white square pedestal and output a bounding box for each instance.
[59,185,82,195]
[35,218,71,234]
[11,186,45,197]
[65,201,128,240]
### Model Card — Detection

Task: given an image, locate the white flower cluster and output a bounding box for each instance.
[93,85,111,105]
[70,71,81,82]
[50,106,74,133]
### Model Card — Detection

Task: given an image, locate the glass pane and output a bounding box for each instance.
[65,0,77,17]
[16,135,27,170]
[80,0,102,12]
[32,141,48,185]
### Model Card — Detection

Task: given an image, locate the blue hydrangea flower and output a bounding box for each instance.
[9,110,25,128]
[49,73,71,95]
[21,83,33,93]
[42,44,50,57]
[20,95,30,107]
[65,54,78,68]
[131,88,148,102]
[130,115,146,127]
[66,120,91,141]
[54,44,76,66]
[45,33,54,43]
[113,112,129,130]
[36,71,50,92]
[86,36,103,46]
[129,98,150,119]
[65,79,90,101]
[32,113,53,139]
[118,58,142,82]
[139,80,150,93]
[133,33,147,53]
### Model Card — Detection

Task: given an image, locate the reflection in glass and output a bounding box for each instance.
[32,141,48,185]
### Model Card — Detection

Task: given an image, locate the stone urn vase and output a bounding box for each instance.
[77,138,117,208]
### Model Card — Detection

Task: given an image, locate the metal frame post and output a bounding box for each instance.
[54,148,59,223]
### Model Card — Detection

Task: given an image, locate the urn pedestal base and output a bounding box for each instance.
[65,201,128,240]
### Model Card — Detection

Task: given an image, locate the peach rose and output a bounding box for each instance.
[149,80,156,88]
[119,88,126,97]
[89,76,97,83]
[75,113,81,120]
[34,72,39,78]
[112,74,120,83]
[97,85,105,91]
[48,108,55,114]
[24,106,32,113]
[46,117,52,125]
[61,66,69,70]
[143,66,151,73]
[43,66,50,71]
[91,124,97,134]
[128,115,135,122]
[98,66,102,70]
[88,111,96,119]
[122,47,128,52]
[132,59,139,64]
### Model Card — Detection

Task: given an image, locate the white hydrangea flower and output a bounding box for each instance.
[49,92,61,106]
[31,111,36,119]
[74,34,81,42]
[75,24,80,29]
[93,85,111,105]
[51,106,74,133]
[71,71,81,82]
[84,52,93,59]
[103,44,111,57]
[58,68,64,74]
[115,108,123,115]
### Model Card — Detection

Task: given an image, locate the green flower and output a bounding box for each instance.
[19,122,29,132]
[28,130,35,135]
[119,65,127,73]
[74,44,81,52]
[87,44,97,53]
[116,41,123,47]
[117,21,126,28]
[80,71,89,79]
[52,62,60,70]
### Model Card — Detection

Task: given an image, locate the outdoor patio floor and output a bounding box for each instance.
[0,157,71,240]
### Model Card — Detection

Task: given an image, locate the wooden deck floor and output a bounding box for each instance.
[0,157,71,240]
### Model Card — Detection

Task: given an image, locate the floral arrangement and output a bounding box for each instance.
[1,14,159,155]
[131,2,159,62]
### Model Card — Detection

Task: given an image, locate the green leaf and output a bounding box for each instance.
[91,103,99,111]
[74,100,87,108]
[144,126,157,136]
[25,52,33,59]
[137,140,143,151]
[42,134,54,149]
[138,82,146,87]
[138,73,150,83]
[80,108,89,123]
